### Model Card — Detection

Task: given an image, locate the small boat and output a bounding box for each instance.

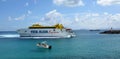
[36,41,52,49]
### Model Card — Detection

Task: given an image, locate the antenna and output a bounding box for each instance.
[110,27,112,31]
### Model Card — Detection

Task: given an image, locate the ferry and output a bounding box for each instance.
[17,24,75,38]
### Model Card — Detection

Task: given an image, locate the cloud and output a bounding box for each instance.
[97,0,120,6]
[14,10,32,20]
[53,0,84,7]
[27,10,32,15]
[14,14,26,20]
[8,10,32,21]
[40,10,120,29]
[43,10,62,20]
[8,16,12,21]
[25,2,29,6]
[8,10,120,29]
[41,10,73,28]
[73,13,120,29]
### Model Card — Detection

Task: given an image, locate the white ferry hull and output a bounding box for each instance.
[17,29,75,38]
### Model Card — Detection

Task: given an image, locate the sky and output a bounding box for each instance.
[0,0,120,31]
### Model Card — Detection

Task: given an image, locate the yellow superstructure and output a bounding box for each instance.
[29,24,64,29]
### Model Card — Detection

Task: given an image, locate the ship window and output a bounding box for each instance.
[39,30,48,33]
[53,29,55,31]
[25,31,27,32]
[31,30,38,33]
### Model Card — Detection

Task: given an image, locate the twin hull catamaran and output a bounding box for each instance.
[17,24,75,38]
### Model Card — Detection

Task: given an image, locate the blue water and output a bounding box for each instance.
[0,30,120,59]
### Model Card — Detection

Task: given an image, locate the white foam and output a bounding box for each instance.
[20,37,61,39]
[0,34,20,38]
[0,34,67,39]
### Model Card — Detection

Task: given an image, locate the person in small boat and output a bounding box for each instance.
[37,42,47,47]
[41,43,47,47]
[38,43,41,45]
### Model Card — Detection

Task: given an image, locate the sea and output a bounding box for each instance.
[0,30,120,59]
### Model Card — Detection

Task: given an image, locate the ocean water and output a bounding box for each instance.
[0,30,120,59]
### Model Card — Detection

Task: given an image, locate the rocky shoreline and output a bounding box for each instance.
[100,30,120,34]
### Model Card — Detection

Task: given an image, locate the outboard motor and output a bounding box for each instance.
[49,45,52,49]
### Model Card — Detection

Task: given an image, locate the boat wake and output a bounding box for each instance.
[0,34,61,39]
[0,34,20,38]
[20,37,61,39]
